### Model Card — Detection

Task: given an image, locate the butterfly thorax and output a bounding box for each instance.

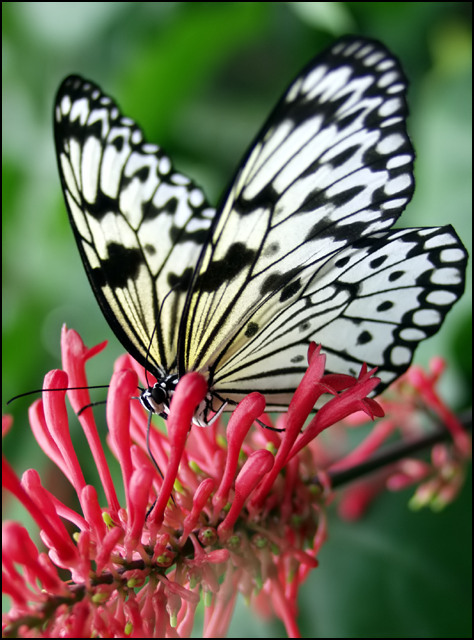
[139,374,179,417]
[139,374,227,428]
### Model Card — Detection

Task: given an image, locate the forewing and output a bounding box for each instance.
[54,76,215,376]
[180,37,415,375]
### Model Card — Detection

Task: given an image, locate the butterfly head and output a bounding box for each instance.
[139,374,179,417]
[139,373,228,428]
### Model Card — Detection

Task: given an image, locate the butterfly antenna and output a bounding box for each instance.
[144,285,181,388]
[7,385,110,406]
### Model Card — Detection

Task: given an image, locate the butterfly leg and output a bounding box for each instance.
[193,395,228,428]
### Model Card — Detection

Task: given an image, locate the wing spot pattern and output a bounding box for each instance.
[245,322,259,338]
[357,330,372,345]
[388,270,404,282]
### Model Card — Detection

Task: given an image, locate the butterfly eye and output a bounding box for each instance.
[54,37,467,425]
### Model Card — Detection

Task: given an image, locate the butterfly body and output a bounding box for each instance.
[139,374,225,427]
[54,37,467,424]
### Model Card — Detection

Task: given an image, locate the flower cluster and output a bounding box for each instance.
[2,327,469,638]
[330,357,471,521]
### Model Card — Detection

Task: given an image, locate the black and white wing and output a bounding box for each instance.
[177,37,466,406]
[54,76,215,379]
[54,37,467,418]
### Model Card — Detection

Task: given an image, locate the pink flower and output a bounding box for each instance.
[333,358,471,520]
[2,327,469,637]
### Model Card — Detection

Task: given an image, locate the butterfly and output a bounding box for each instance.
[54,36,467,426]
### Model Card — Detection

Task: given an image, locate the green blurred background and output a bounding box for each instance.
[2,3,471,637]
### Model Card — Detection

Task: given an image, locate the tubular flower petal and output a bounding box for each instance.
[2,330,470,637]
